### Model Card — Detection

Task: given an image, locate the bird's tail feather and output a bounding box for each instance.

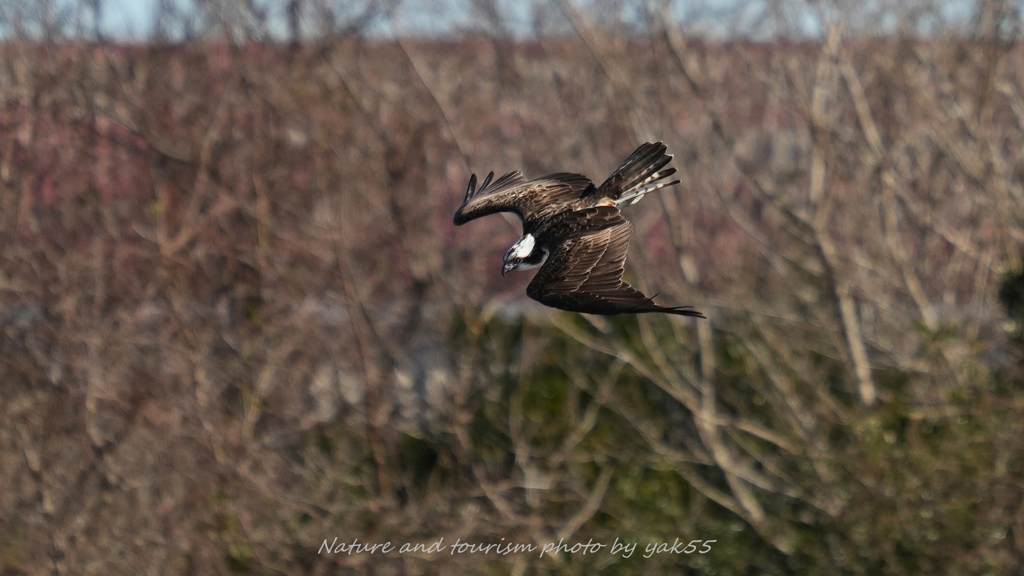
[597,142,681,206]
[618,171,680,206]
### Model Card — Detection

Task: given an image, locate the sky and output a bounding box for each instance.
[11,0,988,41]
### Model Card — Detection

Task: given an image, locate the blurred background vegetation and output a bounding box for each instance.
[1,0,1024,573]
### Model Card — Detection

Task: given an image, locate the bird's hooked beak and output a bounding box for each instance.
[502,261,515,276]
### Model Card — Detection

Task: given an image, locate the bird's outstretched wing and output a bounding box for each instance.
[454,171,593,226]
[526,207,704,317]
[544,172,596,196]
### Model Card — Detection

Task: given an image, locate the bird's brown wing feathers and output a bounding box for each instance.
[454,173,593,226]
[544,172,596,196]
[526,207,704,317]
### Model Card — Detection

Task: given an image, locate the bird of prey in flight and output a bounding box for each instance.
[453,142,704,318]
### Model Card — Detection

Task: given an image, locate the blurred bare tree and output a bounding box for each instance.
[0,0,1022,574]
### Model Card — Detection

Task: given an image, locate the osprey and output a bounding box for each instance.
[453,142,705,318]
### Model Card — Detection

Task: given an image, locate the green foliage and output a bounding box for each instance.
[362,309,1024,575]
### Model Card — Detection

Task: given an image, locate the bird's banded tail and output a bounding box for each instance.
[617,169,680,206]
[594,142,681,207]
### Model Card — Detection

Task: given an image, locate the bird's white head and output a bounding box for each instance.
[503,234,545,276]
